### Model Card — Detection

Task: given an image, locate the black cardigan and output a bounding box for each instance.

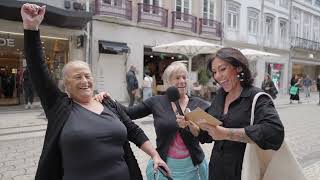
[120,95,210,166]
[24,30,147,180]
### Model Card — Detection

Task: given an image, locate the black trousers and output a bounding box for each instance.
[24,85,34,104]
[127,89,135,107]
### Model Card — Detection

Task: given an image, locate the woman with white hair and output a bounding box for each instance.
[21,3,168,180]
[97,61,209,180]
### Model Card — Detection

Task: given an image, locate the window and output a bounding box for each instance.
[265,16,274,38]
[203,0,215,25]
[143,0,160,6]
[279,20,287,41]
[143,0,160,13]
[305,0,312,4]
[176,0,191,20]
[203,0,214,20]
[280,0,289,8]
[315,0,320,7]
[248,9,259,35]
[103,0,123,7]
[292,8,301,37]
[265,0,275,3]
[313,17,320,42]
[303,12,311,39]
[226,2,240,30]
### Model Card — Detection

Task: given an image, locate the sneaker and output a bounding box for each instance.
[25,105,29,109]
[29,104,33,109]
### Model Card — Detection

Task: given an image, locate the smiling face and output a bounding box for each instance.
[64,63,94,103]
[211,57,241,93]
[169,70,188,96]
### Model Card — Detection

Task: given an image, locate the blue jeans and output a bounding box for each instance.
[146,157,208,180]
[143,87,152,101]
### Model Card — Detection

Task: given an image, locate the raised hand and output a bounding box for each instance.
[21,3,46,30]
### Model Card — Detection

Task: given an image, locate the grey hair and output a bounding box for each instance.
[162,61,188,87]
[62,60,90,81]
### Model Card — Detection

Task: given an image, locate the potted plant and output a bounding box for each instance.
[197,68,210,99]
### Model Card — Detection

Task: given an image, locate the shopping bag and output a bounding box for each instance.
[289,86,298,95]
[241,92,307,180]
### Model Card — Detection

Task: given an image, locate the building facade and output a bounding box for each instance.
[0,0,91,105]
[222,0,290,93]
[90,0,223,101]
[290,0,320,84]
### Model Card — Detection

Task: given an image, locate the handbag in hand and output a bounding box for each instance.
[241,92,307,180]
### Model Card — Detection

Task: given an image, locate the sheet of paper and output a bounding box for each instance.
[185,107,222,126]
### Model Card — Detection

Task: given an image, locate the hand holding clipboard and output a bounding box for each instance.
[184,107,222,128]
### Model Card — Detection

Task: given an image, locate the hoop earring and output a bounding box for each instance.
[237,72,245,82]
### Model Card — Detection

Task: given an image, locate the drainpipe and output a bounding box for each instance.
[220,0,224,45]
[255,0,265,88]
[288,0,293,92]
[259,0,265,50]
[86,0,93,69]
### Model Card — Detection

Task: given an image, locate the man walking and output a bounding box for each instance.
[303,75,312,99]
[126,65,139,107]
[23,68,34,109]
[317,75,320,105]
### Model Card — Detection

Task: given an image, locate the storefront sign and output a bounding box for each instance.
[0,38,15,47]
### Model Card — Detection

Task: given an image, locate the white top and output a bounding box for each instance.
[143,75,153,88]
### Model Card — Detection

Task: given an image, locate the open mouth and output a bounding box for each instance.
[79,87,90,90]
[219,80,228,87]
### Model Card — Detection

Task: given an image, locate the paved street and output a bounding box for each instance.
[0,93,319,180]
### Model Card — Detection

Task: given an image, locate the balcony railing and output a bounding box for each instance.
[95,0,132,20]
[199,18,222,38]
[137,3,168,27]
[172,11,197,33]
[291,37,320,51]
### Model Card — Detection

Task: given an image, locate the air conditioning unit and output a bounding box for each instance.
[64,0,71,9]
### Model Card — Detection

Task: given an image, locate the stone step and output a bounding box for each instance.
[0,124,47,141]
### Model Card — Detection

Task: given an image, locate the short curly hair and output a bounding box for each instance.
[207,48,254,87]
[162,61,188,87]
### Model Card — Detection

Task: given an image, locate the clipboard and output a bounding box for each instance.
[185,107,222,126]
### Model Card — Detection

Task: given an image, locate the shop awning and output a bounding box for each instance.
[0,1,92,29]
[99,40,130,54]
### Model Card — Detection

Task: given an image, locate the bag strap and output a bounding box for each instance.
[250,92,273,125]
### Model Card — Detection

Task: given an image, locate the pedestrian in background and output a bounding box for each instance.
[126,65,139,107]
[261,74,278,99]
[21,3,168,180]
[290,75,302,104]
[317,75,320,105]
[303,75,312,99]
[22,68,34,109]
[178,48,284,180]
[142,69,153,101]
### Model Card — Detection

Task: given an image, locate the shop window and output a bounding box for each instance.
[266,63,284,91]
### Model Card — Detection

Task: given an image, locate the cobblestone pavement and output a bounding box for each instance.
[0,101,320,180]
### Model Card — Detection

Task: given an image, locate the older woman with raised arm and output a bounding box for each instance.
[21,3,168,180]
[177,48,284,180]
